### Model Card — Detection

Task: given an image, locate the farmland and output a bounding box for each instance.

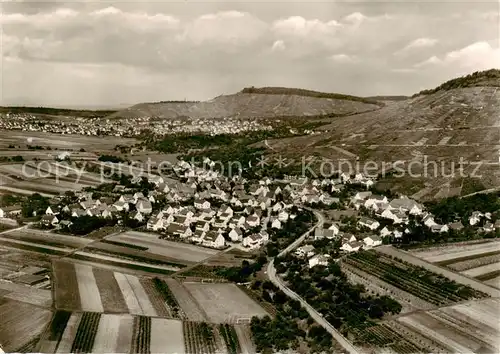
[344,250,488,307]
[410,240,500,289]
[0,131,137,152]
[0,299,52,352]
[150,318,185,354]
[53,260,175,316]
[183,321,219,354]
[183,282,269,323]
[105,231,219,263]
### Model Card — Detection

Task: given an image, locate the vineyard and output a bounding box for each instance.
[183,321,218,354]
[351,323,427,353]
[181,265,226,280]
[152,277,184,319]
[131,316,151,354]
[140,278,170,317]
[70,312,101,353]
[344,250,489,306]
[219,324,242,354]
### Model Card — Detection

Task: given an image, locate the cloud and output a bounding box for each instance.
[179,11,267,45]
[415,41,500,70]
[330,54,357,63]
[271,40,286,51]
[396,37,438,55]
[272,16,341,37]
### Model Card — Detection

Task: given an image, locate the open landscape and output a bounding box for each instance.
[1,1,499,351]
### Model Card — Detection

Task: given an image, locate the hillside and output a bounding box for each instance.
[106,90,381,120]
[263,70,500,200]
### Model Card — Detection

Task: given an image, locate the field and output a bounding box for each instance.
[0,130,137,152]
[344,249,489,307]
[183,282,269,323]
[203,248,257,267]
[410,240,500,289]
[164,278,207,321]
[0,279,52,307]
[0,162,108,196]
[150,318,185,354]
[394,298,500,353]
[104,231,219,263]
[53,260,174,316]
[0,299,52,352]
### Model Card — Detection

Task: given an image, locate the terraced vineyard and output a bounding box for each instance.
[344,250,488,306]
[70,312,101,353]
[131,316,151,354]
[219,324,241,354]
[183,321,218,354]
[152,277,184,319]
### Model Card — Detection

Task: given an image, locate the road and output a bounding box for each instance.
[266,210,361,354]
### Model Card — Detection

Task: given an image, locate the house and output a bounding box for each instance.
[133,192,145,202]
[213,218,228,228]
[41,215,59,226]
[358,218,380,230]
[295,245,316,258]
[380,226,391,237]
[80,200,96,210]
[71,208,86,218]
[131,211,144,222]
[45,206,60,215]
[218,205,233,217]
[246,215,260,227]
[168,224,192,238]
[119,194,134,204]
[483,222,495,233]
[242,233,265,249]
[363,235,383,247]
[202,231,225,248]
[314,227,336,240]
[228,228,243,242]
[191,229,206,243]
[277,210,289,222]
[323,222,339,235]
[0,205,21,218]
[308,254,330,268]
[352,191,372,201]
[389,197,422,214]
[341,241,362,253]
[270,218,282,229]
[431,224,449,233]
[194,199,211,210]
[113,201,129,212]
[469,211,483,226]
[364,195,388,209]
[136,198,153,214]
[423,213,438,228]
[59,220,73,229]
[195,221,210,232]
[147,217,165,231]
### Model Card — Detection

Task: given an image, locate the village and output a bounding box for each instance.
[0,158,496,261]
[0,113,271,138]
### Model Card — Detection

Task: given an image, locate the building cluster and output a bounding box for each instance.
[0,114,271,137]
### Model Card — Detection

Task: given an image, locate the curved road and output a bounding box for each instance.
[266,210,360,354]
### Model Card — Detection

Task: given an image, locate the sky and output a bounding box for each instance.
[1,0,499,108]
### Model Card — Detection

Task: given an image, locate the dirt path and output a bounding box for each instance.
[234,324,255,354]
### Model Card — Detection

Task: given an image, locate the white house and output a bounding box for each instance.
[469,211,483,226]
[363,235,383,247]
[431,224,449,233]
[341,241,362,253]
[364,195,388,209]
[228,228,243,242]
[201,231,226,248]
[353,191,372,201]
[271,218,282,229]
[423,213,438,228]
[295,245,316,258]
[359,217,380,230]
[194,199,211,210]
[246,215,260,227]
[136,198,153,214]
[242,233,265,249]
[308,254,330,268]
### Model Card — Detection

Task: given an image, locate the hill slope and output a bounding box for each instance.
[106,89,381,120]
[263,70,500,199]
